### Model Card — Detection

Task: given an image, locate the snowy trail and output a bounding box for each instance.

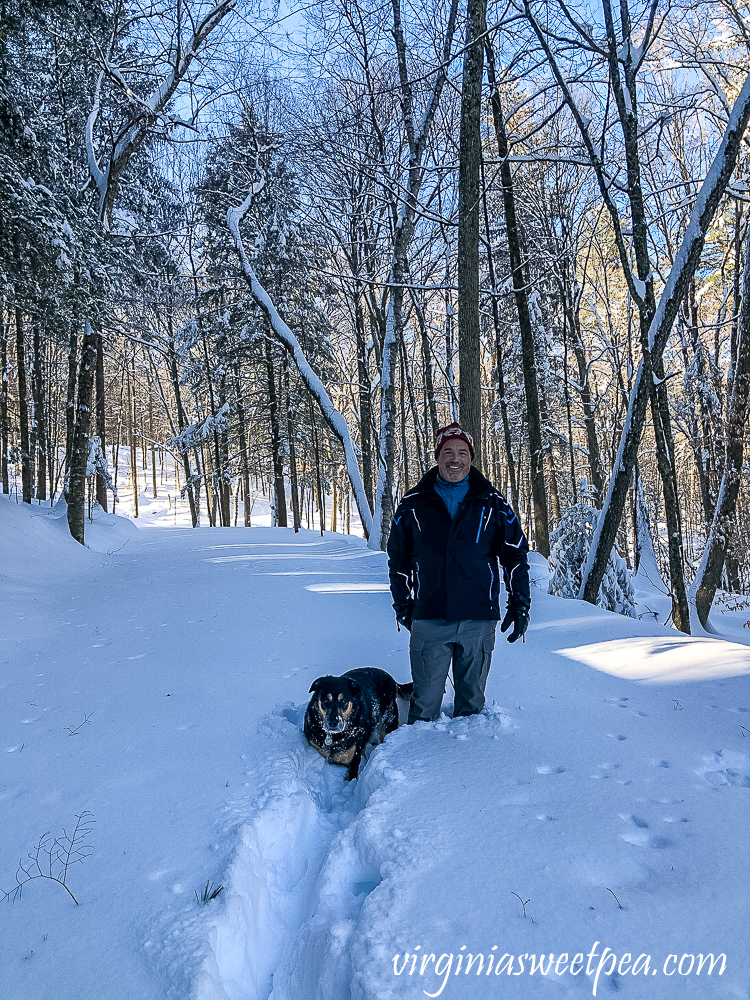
[193,704,519,1000]
[3,496,750,1000]
[197,718,347,1000]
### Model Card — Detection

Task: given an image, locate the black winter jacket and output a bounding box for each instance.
[387,466,531,623]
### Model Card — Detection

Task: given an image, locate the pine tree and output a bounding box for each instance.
[549,480,635,617]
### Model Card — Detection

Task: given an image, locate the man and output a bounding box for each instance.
[387,422,530,723]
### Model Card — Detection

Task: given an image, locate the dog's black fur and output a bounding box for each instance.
[304,667,413,780]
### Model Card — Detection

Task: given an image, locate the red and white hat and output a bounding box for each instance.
[434,422,474,459]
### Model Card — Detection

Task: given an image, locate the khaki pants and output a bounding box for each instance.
[408,619,497,722]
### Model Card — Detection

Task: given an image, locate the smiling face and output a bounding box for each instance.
[436,441,472,482]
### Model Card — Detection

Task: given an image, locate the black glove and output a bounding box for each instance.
[501,605,529,643]
[395,602,413,632]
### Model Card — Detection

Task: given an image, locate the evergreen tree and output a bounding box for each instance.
[548,480,636,617]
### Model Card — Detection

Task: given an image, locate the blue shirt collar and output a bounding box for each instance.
[436,473,470,489]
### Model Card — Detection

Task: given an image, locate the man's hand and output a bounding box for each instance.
[501,605,529,643]
[397,614,412,632]
[396,602,413,632]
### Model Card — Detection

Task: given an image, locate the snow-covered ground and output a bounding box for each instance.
[2,484,750,1000]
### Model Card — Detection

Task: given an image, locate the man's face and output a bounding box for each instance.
[436,441,472,482]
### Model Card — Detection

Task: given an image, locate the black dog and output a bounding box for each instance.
[304,667,413,780]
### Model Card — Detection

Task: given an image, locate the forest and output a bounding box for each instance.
[2,0,750,635]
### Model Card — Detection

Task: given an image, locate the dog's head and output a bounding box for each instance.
[308,675,361,735]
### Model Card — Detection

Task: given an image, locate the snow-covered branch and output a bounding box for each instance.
[227,180,374,539]
[85,72,107,207]
[91,1,236,226]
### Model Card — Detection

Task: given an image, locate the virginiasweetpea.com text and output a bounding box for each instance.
[392,941,726,996]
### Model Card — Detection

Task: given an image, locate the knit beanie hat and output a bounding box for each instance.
[434,422,475,459]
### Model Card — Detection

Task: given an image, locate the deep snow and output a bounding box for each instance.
[2,486,749,1000]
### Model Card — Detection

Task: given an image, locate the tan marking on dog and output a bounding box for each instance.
[330,744,357,765]
[309,739,329,759]
[339,702,354,720]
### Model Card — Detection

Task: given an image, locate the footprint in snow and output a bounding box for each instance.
[618,814,671,849]
[592,763,621,779]
[697,749,750,788]
[536,765,565,774]
[605,696,647,718]
[619,813,649,828]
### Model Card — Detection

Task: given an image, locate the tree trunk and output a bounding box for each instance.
[692,228,750,627]
[481,156,519,510]
[202,441,215,527]
[1,314,10,494]
[579,69,750,608]
[410,289,440,445]
[14,307,31,504]
[265,335,288,527]
[398,333,409,494]
[65,329,78,486]
[149,390,157,499]
[354,288,374,510]
[457,0,487,462]
[485,39,550,554]
[400,329,426,478]
[650,371,690,631]
[312,410,325,536]
[539,382,561,525]
[95,329,107,510]
[367,0,459,547]
[374,226,406,543]
[443,234,459,422]
[29,328,38,499]
[284,359,301,531]
[33,326,47,503]
[680,311,714,529]
[561,273,605,503]
[234,359,251,527]
[167,336,198,527]
[196,318,229,526]
[634,467,662,581]
[66,322,97,543]
[128,363,139,519]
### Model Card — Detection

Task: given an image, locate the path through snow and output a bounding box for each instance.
[3,495,750,1000]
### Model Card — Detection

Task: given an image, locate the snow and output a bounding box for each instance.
[2,495,750,1000]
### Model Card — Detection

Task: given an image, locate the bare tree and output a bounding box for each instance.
[486,33,550,555]
[691,227,750,627]
[369,0,460,549]
[522,0,750,624]
[457,0,487,462]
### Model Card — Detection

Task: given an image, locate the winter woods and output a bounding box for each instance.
[2,0,750,626]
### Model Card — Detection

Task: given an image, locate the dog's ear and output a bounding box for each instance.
[309,677,324,694]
